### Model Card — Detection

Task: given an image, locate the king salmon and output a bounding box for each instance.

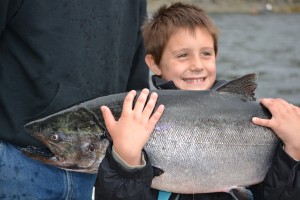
[22,74,279,196]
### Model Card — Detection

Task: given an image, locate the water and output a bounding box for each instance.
[211,13,300,105]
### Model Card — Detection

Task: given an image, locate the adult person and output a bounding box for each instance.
[0,0,149,199]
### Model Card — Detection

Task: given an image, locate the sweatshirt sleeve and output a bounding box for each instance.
[0,0,9,37]
[126,0,150,91]
[263,143,300,200]
[94,144,155,200]
[0,0,23,36]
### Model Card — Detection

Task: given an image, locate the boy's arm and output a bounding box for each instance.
[95,89,164,199]
[263,143,300,199]
[252,98,300,199]
[111,146,146,169]
[94,144,156,200]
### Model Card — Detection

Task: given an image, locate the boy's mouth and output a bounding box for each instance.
[182,77,206,84]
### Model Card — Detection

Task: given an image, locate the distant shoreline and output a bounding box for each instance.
[147,1,300,14]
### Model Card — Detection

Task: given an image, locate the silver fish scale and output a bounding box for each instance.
[144,92,278,194]
[146,123,277,193]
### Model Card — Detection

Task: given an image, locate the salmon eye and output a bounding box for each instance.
[51,133,59,142]
[88,144,95,152]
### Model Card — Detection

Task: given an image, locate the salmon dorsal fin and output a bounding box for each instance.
[216,73,258,101]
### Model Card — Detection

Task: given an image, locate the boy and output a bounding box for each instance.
[94,2,300,200]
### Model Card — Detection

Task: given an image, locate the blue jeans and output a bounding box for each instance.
[0,140,97,200]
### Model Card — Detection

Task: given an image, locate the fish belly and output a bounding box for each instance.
[144,92,278,193]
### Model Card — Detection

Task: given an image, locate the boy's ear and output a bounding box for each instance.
[145,54,162,76]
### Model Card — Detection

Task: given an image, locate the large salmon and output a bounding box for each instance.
[22,74,279,196]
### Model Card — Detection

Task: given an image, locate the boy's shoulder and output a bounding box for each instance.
[211,79,228,90]
[152,75,229,91]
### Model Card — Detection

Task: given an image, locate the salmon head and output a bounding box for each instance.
[23,107,110,173]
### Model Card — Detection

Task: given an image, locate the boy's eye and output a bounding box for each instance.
[202,51,212,56]
[177,53,188,58]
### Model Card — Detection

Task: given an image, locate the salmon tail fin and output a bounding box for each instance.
[216,73,258,101]
[228,186,254,200]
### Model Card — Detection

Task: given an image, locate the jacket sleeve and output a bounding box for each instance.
[94,144,156,200]
[0,0,9,37]
[263,143,300,200]
[126,0,150,91]
[0,0,24,37]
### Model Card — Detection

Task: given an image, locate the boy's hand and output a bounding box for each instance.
[252,98,300,160]
[100,89,165,165]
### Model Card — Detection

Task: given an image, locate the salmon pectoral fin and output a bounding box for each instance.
[228,186,254,200]
[152,166,164,177]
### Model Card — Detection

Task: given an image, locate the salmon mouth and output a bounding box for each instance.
[21,146,55,160]
[21,144,73,168]
[21,131,66,163]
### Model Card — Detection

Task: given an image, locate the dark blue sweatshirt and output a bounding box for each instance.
[0,0,149,147]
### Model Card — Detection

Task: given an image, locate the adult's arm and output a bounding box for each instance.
[126,0,150,91]
[0,0,9,37]
[0,0,24,36]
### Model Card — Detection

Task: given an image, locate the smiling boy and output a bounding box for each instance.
[145,27,217,91]
[94,2,300,200]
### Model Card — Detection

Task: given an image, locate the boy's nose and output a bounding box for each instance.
[190,57,204,71]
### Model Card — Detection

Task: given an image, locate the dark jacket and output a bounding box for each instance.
[94,76,300,200]
[0,0,149,147]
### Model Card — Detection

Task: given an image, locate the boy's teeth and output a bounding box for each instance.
[185,78,204,83]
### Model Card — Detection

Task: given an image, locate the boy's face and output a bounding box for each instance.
[149,27,216,90]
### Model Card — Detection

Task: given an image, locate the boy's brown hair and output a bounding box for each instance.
[142,2,219,65]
